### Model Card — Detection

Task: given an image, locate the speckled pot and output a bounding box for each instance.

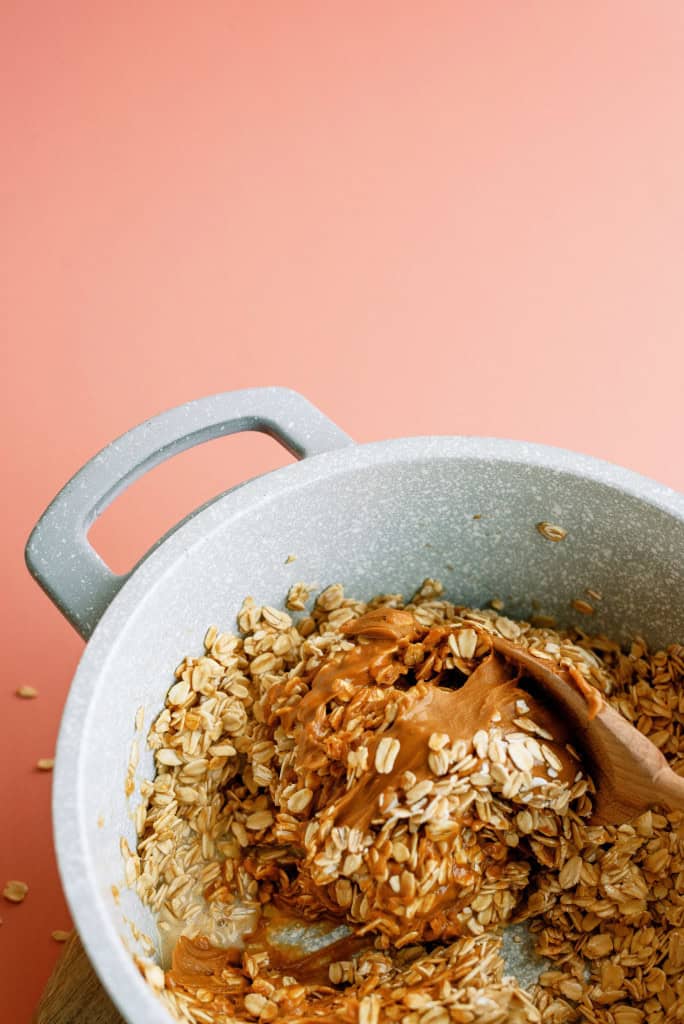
[26,388,684,1024]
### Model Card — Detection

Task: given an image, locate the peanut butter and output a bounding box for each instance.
[280,608,577,838]
[169,913,367,992]
[259,607,585,943]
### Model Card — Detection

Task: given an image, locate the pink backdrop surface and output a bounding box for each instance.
[3,2,684,1017]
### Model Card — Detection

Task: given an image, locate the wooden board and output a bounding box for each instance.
[34,932,124,1024]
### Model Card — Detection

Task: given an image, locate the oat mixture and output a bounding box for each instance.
[129,581,684,1023]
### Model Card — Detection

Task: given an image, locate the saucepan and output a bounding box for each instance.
[26,387,684,1024]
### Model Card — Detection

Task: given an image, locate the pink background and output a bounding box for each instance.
[3,2,684,1017]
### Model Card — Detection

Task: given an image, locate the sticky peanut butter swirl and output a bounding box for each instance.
[262,608,581,943]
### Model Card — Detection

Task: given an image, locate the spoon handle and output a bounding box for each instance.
[652,766,684,813]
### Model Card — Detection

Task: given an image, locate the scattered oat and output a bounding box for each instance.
[516,810,534,834]
[558,978,583,1001]
[16,686,38,699]
[288,788,313,814]
[457,627,478,660]
[317,583,345,611]
[473,729,489,759]
[584,932,613,958]
[558,854,582,889]
[245,810,274,831]
[36,758,54,772]
[3,880,28,903]
[143,961,165,992]
[529,614,557,628]
[244,992,268,1016]
[495,616,521,640]
[536,521,567,542]
[571,598,595,615]
[262,605,292,631]
[358,994,380,1024]
[375,736,400,774]
[428,732,450,751]
[507,739,534,773]
[286,581,311,611]
[51,929,71,942]
[157,748,183,767]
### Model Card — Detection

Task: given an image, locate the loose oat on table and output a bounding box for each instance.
[131,580,684,1023]
[16,685,38,699]
[3,880,29,903]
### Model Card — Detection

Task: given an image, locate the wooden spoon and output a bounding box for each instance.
[490,635,684,824]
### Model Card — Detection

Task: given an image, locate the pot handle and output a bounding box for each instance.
[26,387,353,640]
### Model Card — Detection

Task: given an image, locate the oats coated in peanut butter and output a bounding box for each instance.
[132,582,684,1024]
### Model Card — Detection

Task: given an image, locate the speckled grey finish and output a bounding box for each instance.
[26,388,684,1024]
